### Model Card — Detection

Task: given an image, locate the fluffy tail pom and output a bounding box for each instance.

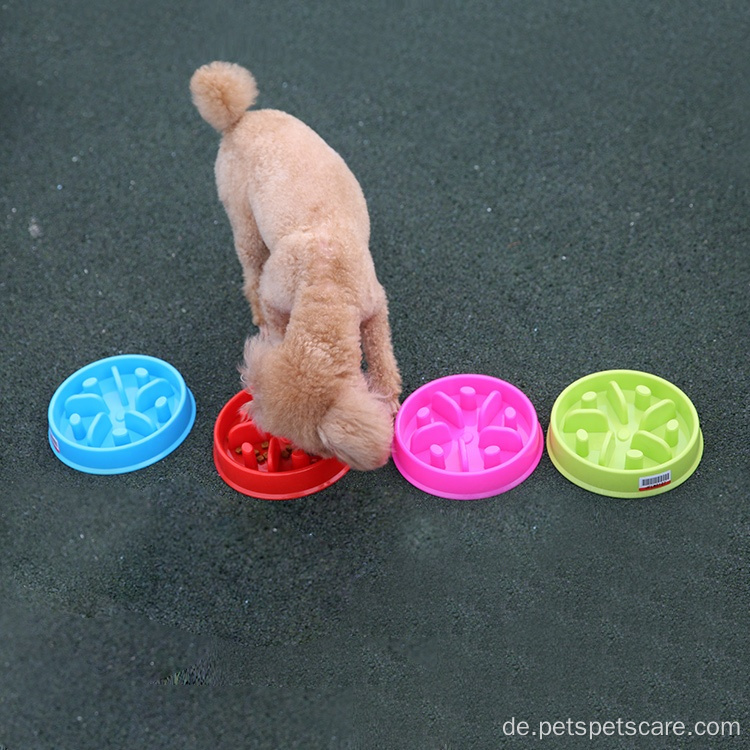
[190,61,258,132]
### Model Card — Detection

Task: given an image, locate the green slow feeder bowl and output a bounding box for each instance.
[547,370,703,498]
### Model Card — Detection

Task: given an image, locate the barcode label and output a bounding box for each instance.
[639,471,671,491]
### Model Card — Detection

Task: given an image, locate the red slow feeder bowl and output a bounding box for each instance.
[213,391,349,500]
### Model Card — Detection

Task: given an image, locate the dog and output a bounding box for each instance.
[190,61,401,470]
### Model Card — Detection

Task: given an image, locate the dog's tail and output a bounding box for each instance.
[190,61,258,132]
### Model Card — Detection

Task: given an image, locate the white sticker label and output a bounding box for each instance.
[639,470,672,491]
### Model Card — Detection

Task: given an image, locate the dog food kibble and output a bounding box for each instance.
[228,426,312,473]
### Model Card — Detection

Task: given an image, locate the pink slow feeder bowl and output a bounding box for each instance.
[392,374,543,500]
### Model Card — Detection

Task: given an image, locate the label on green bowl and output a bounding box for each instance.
[638,470,672,491]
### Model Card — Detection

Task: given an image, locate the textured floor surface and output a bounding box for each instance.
[1,1,748,747]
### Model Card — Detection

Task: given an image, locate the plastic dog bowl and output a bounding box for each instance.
[48,354,196,474]
[546,370,703,498]
[213,391,350,500]
[392,374,543,499]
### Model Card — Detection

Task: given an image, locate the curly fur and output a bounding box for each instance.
[191,61,401,470]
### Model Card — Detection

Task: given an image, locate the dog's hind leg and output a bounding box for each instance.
[225,207,270,329]
[360,305,402,415]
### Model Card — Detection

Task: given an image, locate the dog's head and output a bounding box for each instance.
[239,334,393,470]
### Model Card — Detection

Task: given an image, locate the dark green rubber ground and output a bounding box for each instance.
[2,1,748,746]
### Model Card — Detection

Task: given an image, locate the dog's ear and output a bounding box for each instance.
[317,388,393,471]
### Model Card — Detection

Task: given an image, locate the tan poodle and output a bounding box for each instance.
[190,61,401,470]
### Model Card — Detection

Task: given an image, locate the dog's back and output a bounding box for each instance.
[191,62,369,254]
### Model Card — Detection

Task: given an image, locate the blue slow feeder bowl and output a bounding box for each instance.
[48,354,196,474]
